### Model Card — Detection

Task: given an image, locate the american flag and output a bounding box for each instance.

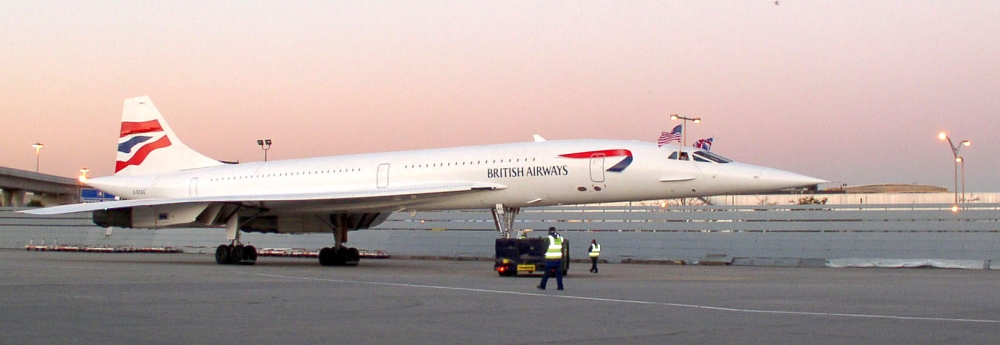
[657,125,682,147]
[693,137,713,151]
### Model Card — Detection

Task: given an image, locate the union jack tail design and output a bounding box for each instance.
[114,96,222,175]
[116,120,173,173]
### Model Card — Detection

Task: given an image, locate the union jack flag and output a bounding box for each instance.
[693,137,713,151]
[657,125,682,147]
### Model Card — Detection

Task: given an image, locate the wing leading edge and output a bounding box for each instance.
[21,180,507,215]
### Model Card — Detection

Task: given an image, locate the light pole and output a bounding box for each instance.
[670,115,700,206]
[959,157,966,202]
[31,143,44,172]
[938,132,970,204]
[79,167,90,183]
[669,114,701,148]
[257,139,272,162]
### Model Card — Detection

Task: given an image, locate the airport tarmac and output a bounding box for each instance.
[2,250,998,345]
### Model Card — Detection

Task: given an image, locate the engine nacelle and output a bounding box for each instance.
[93,209,132,228]
[239,215,280,233]
[93,206,391,233]
[91,203,211,229]
[239,214,331,234]
[239,212,393,234]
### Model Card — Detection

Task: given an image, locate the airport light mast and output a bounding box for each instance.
[670,114,701,148]
[670,115,701,206]
[79,167,90,183]
[31,142,44,172]
[938,132,970,205]
[257,139,272,162]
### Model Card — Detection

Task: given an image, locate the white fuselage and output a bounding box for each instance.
[86,139,818,215]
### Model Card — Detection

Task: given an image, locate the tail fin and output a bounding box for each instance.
[115,96,223,176]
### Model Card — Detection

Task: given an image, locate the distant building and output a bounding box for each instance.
[824,183,948,194]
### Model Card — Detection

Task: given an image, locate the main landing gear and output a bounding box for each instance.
[215,213,257,265]
[215,242,258,265]
[211,211,382,267]
[319,214,360,266]
[318,246,360,266]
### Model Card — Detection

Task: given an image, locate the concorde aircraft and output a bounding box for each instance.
[23,96,824,266]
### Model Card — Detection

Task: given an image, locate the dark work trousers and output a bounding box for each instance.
[590,257,599,273]
[538,259,564,290]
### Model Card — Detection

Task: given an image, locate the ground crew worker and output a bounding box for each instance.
[537,227,564,290]
[588,239,601,273]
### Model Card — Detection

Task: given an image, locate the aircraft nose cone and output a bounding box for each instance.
[759,168,826,190]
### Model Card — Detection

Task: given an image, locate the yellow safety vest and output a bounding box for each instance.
[545,235,563,260]
[589,243,601,258]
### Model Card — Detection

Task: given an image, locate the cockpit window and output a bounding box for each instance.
[669,150,733,163]
[667,151,690,161]
[693,150,733,163]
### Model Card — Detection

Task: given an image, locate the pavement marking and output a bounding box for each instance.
[256,273,1000,324]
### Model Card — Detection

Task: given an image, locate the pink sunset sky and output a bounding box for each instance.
[2,1,998,191]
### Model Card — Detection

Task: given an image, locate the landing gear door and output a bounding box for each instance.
[377,163,390,188]
[590,153,605,183]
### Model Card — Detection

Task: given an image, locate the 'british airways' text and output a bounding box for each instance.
[487,165,569,179]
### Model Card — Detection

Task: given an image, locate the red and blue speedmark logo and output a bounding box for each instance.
[559,149,633,172]
[116,120,172,172]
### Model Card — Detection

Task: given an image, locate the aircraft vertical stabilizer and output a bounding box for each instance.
[114,96,223,175]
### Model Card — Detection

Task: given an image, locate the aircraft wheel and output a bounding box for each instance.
[344,247,360,266]
[318,247,334,266]
[215,245,230,265]
[230,245,243,265]
[331,248,347,266]
[244,245,258,264]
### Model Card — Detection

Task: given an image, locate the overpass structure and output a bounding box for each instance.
[0,166,81,207]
